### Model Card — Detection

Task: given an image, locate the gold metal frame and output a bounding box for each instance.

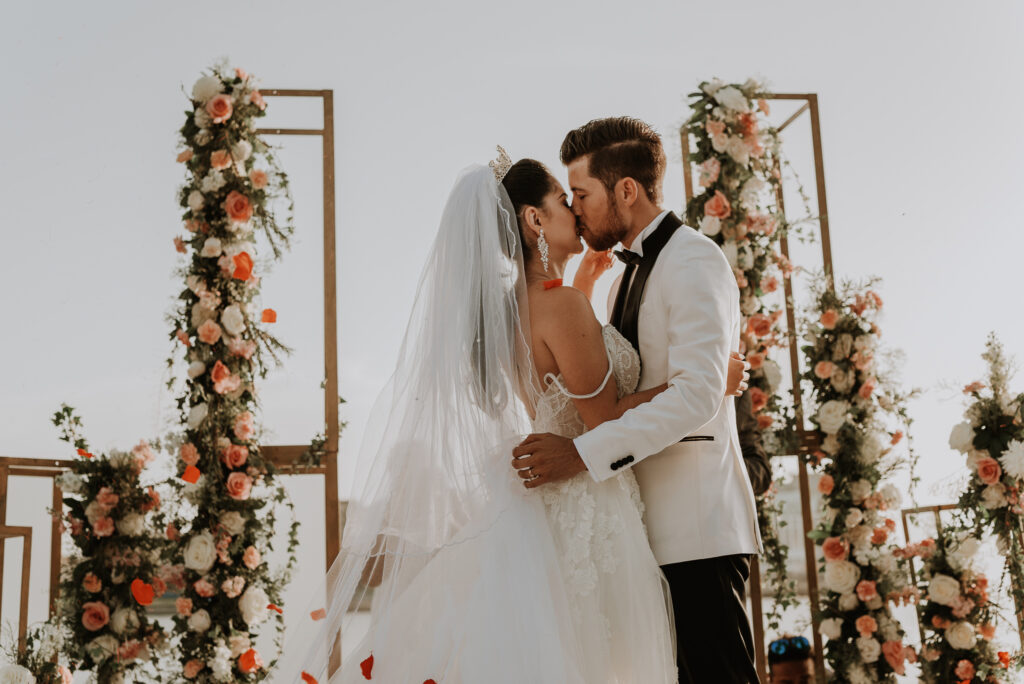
[253,89,342,572]
[681,93,833,683]
[0,457,72,652]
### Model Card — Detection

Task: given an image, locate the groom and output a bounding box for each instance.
[513,117,763,683]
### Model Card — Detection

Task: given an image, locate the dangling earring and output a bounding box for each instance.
[538,229,550,273]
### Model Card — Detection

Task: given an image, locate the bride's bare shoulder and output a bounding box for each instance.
[531,285,599,334]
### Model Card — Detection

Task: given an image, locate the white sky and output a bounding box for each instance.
[2,0,1022,660]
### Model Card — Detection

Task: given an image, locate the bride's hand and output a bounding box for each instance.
[726,351,750,397]
[572,249,614,287]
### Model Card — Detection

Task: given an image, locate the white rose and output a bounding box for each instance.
[192,75,223,103]
[110,606,140,635]
[763,360,782,391]
[948,535,980,571]
[56,471,85,495]
[188,608,211,633]
[201,170,227,194]
[946,621,978,650]
[853,334,875,353]
[830,367,855,394]
[194,129,213,146]
[981,483,1008,510]
[948,421,974,453]
[722,240,738,268]
[824,560,861,594]
[872,552,897,574]
[193,108,212,129]
[187,361,206,379]
[966,449,985,472]
[219,511,246,536]
[0,664,36,684]
[816,400,850,434]
[187,190,205,213]
[819,617,843,640]
[737,245,754,270]
[231,140,253,162]
[211,640,233,680]
[714,85,750,112]
[848,525,872,551]
[845,508,864,529]
[84,500,104,525]
[229,634,252,658]
[740,292,758,316]
[856,636,881,663]
[200,237,222,258]
[879,484,902,509]
[725,136,750,166]
[239,585,269,626]
[822,434,840,456]
[1001,440,1024,480]
[832,333,854,360]
[838,592,860,611]
[699,215,721,237]
[86,634,119,663]
[187,403,208,429]
[849,479,872,504]
[928,574,961,606]
[739,177,765,211]
[221,304,246,336]
[115,513,145,537]
[184,531,217,572]
[110,567,126,584]
[186,275,206,294]
[702,78,724,96]
[858,432,884,465]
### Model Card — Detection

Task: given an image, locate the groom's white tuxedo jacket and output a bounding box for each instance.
[575,211,763,566]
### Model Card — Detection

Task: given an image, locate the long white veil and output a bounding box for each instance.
[269,164,592,683]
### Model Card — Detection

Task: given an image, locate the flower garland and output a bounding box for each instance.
[900,531,1013,683]
[803,280,918,681]
[169,63,297,681]
[44,405,170,682]
[684,77,798,625]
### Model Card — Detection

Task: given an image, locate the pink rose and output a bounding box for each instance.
[223,190,253,223]
[747,313,773,339]
[748,387,768,413]
[856,580,878,601]
[82,572,101,593]
[117,639,143,662]
[233,411,256,441]
[977,457,1002,485]
[705,119,726,137]
[882,640,906,675]
[194,578,216,597]
[979,623,996,640]
[871,527,889,545]
[818,474,834,495]
[757,414,773,430]
[954,660,975,680]
[166,522,181,541]
[858,377,877,400]
[93,517,114,537]
[223,444,249,469]
[698,158,721,188]
[227,471,253,500]
[249,169,269,189]
[174,236,187,253]
[243,545,261,569]
[58,666,72,684]
[703,190,732,220]
[757,99,770,115]
[205,94,234,124]
[820,309,839,329]
[250,90,266,110]
[822,536,849,561]
[222,576,246,598]
[760,275,779,294]
[180,442,199,467]
[176,149,193,163]
[235,67,249,81]
[96,486,119,510]
[210,149,232,170]
[81,601,110,631]
[184,659,204,679]
[228,336,257,359]
[814,361,835,379]
[210,360,242,395]
[855,615,877,637]
[197,319,222,345]
[176,597,193,616]
[746,352,764,370]
[952,596,976,618]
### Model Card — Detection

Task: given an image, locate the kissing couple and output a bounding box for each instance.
[270,117,763,684]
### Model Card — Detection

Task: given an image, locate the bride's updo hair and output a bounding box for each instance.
[501,159,556,263]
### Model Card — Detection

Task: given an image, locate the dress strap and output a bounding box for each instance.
[543,344,615,400]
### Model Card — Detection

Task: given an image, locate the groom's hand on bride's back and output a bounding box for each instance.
[511,433,587,489]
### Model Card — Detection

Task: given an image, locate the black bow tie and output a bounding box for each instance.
[613,249,642,267]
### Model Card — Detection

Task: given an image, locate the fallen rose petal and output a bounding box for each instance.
[360,654,373,679]
[301,673,318,684]
[76,448,94,459]
[131,578,155,606]
[261,308,277,323]
[267,603,283,614]
[182,465,200,483]
[310,608,327,621]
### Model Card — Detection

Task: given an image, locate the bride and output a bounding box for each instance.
[269,150,747,683]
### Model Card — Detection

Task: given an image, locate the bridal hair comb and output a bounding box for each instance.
[489,145,512,182]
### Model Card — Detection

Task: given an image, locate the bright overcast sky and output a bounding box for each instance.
[2,0,1022,653]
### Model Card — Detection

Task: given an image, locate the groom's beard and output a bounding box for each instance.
[583,195,629,252]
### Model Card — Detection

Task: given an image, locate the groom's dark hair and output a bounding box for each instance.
[560,117,665,205]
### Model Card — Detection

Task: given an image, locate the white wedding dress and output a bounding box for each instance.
[328,325,676,684]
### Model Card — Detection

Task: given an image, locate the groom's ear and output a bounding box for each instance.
[616,177,641,208]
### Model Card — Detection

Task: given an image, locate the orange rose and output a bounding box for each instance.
[205,94,234,124]
[822,536,848,561]
[81,601,110,631]
[748,386,768,413]
[891,431,903,445]
[249,169,269,189]
[871,527,889,545]
[232,251,254,280]
[223,444,249,469]
[310,608,327,621]
[976,457,1002,485]
[814,361,835,379]
[210,149,232,170]
[818,474,834,495]
[261,308,277,323]
[855,614,878,637]
[746,352,764,370]
[747,313,772,338]
[931,615,951,629]
[210,360,231,386]
[856,579,878,601]
[227,471,253,500]
[820,309,839,329]
[176,597,193,616]
[979,623,996,640]
[703,190,732,220]
[223,190,253,223]
[82,572,101,593]
[239,648,264,674]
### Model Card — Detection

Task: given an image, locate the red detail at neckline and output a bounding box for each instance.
[542,279,563,290]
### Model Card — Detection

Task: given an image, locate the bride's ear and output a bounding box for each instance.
[521,206,543,236]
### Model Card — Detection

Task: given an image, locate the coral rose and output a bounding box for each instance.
[976,457,1002,485]
[194,578,216,597]
[871,527,889,545]
[979,622,996,640]
[227,471,254,500]
[818,474,835,495]
[205,94,234,124]
[858,377,877,400]
[232,251,254,280]
[748,386,768,413]
[746,352,764,370]
[747,313,772,338]
[243,545,262,569]
[820,309,839,329]
[249,168,269,189]
[882,640,906,675]
[223,443,249,468]
[184,659,204,679]
[177,149,193,163]
[814,361,835,379]
[822,536,849,561]
[197,319,222,345]
[81,601,110,631]
[954,659,975,680]
[239,648,264,674]
[82,572,101,593]
[756,414,773,429]
[703,190,732,219]
[233,411,256,441]
[223,190,253,223]
[250,90,266,110]
[210,149,232,170]
[856,579,878,601]
[854,614,877,637]
[93,517,114,537]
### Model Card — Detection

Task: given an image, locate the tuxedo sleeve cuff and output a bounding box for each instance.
[574,431,609,483]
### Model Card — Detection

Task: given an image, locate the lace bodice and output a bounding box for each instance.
[532,325,641,437]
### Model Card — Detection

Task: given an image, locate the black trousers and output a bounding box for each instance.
[661,554,759,684]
